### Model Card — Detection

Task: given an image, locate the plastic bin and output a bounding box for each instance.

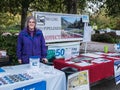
[61,67,78,78]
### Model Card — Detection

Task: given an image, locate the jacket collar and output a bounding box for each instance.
[22,28,42,36]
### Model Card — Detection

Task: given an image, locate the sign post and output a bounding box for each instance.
[82,15,92,54]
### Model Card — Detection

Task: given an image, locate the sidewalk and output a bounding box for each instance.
[80,41,115,53]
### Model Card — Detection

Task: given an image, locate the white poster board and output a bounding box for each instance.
[67,70,90,90]
[47,42,80,59]
[83,26,92,42]
[34,13,61,41]
[33,12,89,43]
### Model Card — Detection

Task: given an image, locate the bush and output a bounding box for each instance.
[92,32,120,43]
[0,34,19,65]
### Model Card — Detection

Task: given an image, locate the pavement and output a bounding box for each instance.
[80,41,120,90]
[80,41,115,53]
[91,78,120,90]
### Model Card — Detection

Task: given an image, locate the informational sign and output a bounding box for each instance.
[116,30,120,36]
[114,43,120,52]
[114,60,120,85]
[34,12,61,42]
[33,12,89,43]
[15,81,46,90]
[83,26,92,42]
[47,42,80,59]
[67,70,90,90]
[82,15,89,23]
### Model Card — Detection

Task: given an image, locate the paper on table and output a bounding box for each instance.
[65,61,75,64]
[81,53,104,58]
[104,53,120,56]
[74,61,92,66]
[94,52,105,55]
[92,58,111,63]
[107,56,120,60]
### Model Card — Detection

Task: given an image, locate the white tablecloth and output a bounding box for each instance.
[0,63,66,90]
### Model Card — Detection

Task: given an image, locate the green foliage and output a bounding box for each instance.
[105,0,120,17]
[92,32,120,43]
[90,7,120,30]
[114,19,120,30]
[0,34,18,65]
[0,12,21,30]
[0,0,88,29]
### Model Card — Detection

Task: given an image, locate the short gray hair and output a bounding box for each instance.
[25,16,36,28]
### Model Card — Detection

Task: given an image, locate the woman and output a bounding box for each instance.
[17,16,48,64]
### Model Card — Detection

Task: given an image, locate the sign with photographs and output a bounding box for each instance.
[67,70,90,90]
[33,12,88,43]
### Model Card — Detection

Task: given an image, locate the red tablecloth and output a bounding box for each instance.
[54,57,114,83]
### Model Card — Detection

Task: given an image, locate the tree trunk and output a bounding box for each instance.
[21,8,28,30]
[21,4,28,30]
[65,0,77,14]
[72,0,77,14]
[20,0,34,30]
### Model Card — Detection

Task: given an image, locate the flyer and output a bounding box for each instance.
[67,70,90,90]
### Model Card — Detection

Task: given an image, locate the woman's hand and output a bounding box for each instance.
[18,59,22,64]
[42,58,48,63]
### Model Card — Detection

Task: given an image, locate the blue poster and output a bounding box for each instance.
[14,80,46,90]
[0,68,5,73]
[114,60,120,85]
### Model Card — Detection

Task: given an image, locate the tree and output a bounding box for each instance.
[63,0,86,14]
[105,0,120,17]
[0,0,34,29]
[0,0,88,29]
[101,0,120,29]
[0,0,66,29]
[63,0,77,14]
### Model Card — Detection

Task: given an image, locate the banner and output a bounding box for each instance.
[33,12,89,43]
[47,42,80,59]
[15,81,46,90]
[67,70,90,90]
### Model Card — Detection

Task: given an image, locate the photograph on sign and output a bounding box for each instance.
[61,16,84,39]
[36,15,45,25]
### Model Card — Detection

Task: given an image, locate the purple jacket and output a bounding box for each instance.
[17,28,47,64]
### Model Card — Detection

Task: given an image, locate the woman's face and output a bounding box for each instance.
[28,18,35,31]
